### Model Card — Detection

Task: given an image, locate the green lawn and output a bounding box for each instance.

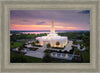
[10,51,42,63]
[11,41,25,48]
[81,50,90,63]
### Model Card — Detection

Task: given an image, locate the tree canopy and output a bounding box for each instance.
[46,43,51,48]
[56,41,60,47]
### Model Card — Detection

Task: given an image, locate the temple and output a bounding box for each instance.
[36,17,68,48]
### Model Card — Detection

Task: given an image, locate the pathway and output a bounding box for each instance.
[25,41,73,58]
[64,41,73,52]
[25,47,46,58]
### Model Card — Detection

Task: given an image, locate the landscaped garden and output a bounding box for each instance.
[28,47,38,51]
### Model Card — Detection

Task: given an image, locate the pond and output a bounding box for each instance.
[50,52,73,60]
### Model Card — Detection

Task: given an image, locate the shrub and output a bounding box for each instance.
[73,39,77,45]
[31,42,35,46]
[29,47,38,51]
[44,49,51,53]
[42,53,52,63]
[59,50,62,53]
[56,41,60,47]
[35,45,42,47]
[64,50,68,53]
[46,43,51,48]
[35,40,39,45]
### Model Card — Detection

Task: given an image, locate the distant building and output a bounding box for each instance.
[36,17,68,48]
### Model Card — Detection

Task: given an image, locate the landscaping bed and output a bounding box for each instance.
[34,45,42,47]
[11,51,26,55]
[44,49,74,54]
[28,47,38,51]
[51,46,65,49]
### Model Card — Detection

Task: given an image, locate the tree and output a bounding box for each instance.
[36,40,39,45]
[56,41,60,47]
[11,42,14,49]
[82,34,90,50]
[18,46,23,53]
[71,45,77,51]
[73,39,77,45]
[46,43,51,49]
[11,33,17,42]
[31,42,35,47]
[23,44,26,48]
[80,45,84,49]
[74,48,80,55]
[44,49,51,53]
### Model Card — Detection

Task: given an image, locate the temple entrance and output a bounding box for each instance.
[43,41,49,48]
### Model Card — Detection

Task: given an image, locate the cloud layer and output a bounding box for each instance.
[10,10,90,31]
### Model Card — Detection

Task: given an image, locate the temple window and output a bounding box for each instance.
[45,41,48,44]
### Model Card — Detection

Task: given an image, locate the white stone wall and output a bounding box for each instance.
[36,36,68,48]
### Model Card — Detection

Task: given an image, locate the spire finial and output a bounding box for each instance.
[50,16,55,33]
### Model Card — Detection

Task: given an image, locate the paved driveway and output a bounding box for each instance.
[25,47,46,58]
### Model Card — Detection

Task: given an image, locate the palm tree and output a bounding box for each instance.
[36,40,39,45]
[56,41,60,47]
[46,43,51,49]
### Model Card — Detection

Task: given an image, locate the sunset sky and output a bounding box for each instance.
[10,10,90,31]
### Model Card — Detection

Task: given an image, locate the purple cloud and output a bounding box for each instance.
[37,21,46,25]
[10,10,90,30]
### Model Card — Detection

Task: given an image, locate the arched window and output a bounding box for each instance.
[45,41,48,44]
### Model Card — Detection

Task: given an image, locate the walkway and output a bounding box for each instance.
[25,47,46,58]
[64,41,73,52]
[25,41,73,58]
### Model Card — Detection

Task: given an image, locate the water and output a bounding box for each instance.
[62,54,65,57]
[57,53,61,57]
[10,30,90,35]
[10,31,50,35]
[52,52,56,56]
[22,32,49,34]
[51,52,73,60]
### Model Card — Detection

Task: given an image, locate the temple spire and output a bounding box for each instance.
[51,16,55,33]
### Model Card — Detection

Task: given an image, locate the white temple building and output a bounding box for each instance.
[36,17,68,48]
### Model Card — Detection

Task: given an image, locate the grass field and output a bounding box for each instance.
[11,41,25,48]
[10,51,42,63]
